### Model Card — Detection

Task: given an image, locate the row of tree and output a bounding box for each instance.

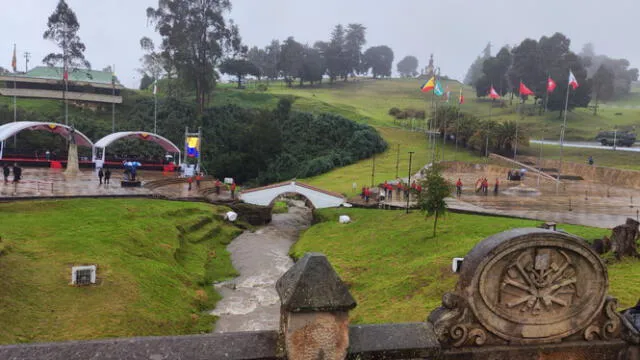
[465,33,638,112]
[237,24,395,88]
[433,105,528,156]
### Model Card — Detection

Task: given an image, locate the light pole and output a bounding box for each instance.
[406,151,414,214]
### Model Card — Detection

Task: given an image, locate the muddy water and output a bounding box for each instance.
[211,200,311,332]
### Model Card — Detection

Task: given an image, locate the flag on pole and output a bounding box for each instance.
[63,66,68,81]
[547,76,557,93]
[420,77,435,93]
[153,79,157,95]
[519,81,535,96]
[459,87,464,104]
[11,44,16,72]
[488,86,500,99]
[568,70,579,90]
[434,80,444,96]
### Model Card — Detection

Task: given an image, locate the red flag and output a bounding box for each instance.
[488,86,500,99]
[63,67,68,81]
[568,70,579,90]
[547,77,556,93]
[519,81,535,96]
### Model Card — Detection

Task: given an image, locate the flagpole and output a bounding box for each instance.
[558,70,572,192]
[154,82,158,134]
[514,80,521,161]
[112,64,115,133]
[544,73,550,113]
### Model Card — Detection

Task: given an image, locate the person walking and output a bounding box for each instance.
[195,173,202,188]
[2,163,9,184]
[104,168,111,185]
[98,168,104,185]
[482,178,489,195]
[494,178,500,195]
[456,178,463,197]
[187,176,193,191]
[230,182,237,199]
[215,179,222,195]
[12,163,22,183]
[588,156,594,166]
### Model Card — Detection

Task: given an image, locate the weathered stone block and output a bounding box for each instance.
[283,312,349,360]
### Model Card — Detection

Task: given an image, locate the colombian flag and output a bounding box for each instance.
[420,77,436,93]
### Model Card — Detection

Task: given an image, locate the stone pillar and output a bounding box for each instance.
[276,253,357,360]
[64,143,79,176]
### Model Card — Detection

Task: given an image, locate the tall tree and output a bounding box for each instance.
[42,0,91,71]
[278,37,305,87]
[343,24,367,80]
[246,46,267,80]
[508,39,544,96]
[219,58,260,88]
[592,64,615,114]
[418,165,451,238]
[325,25,346,82]
[362,46,394,79]
[264,40,281,80]
[475,46,512,97]
[397,55,419,77]
[464,42,491,85]
[146,0,244,113]
[301,46,325,85]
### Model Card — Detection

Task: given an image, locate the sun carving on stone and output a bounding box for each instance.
[500,248,577,316]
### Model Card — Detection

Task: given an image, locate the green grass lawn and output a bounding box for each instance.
[0,199,243,344]
[291,208,638,324]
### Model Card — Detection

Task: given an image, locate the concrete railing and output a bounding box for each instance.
[1,231,639,360]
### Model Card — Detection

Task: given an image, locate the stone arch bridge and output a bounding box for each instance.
[239,181,345,209]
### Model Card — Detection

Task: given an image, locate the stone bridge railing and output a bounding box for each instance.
[1,229,639,360]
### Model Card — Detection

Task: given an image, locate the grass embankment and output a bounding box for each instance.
[291,208,638,324]
[0,199,243,344]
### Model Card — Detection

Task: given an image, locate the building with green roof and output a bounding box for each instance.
[0,66,123,104]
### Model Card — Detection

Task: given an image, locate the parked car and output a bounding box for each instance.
[595,130,636,146]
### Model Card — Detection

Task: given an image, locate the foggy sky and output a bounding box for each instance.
[1,0,638,89]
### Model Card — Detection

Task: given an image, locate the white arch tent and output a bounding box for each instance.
[92,131,181,168]
[0,121,93,159]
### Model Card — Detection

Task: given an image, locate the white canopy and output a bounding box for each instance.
[0,121,93,147]
[93,131,181,153]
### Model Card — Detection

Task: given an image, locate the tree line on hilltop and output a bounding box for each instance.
[464,34,638,113]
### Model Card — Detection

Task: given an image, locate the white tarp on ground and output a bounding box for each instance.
[339,215,351,224]
[225,211,238,222]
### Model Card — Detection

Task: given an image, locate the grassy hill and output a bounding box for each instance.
[292,208,636,324]
[0,199,243,344]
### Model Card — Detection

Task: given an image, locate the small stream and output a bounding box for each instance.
[211,200,312,332]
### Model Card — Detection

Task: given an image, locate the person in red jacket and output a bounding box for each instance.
[230,182,237,199]
[215,179,222,195]
[456,178,462,197]
[187,176,193,191]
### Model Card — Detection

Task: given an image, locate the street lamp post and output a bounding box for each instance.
[406,151,414,214]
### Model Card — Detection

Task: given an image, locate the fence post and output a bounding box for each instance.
[276,253,357,360]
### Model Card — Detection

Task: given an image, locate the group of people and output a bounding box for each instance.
[188,174,237,199]
[360,180,424,204]
[97,168,112,185]
[454,177,500,196]
[2,163,21,184]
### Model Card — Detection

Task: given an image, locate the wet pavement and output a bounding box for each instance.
[211,200,311,332]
